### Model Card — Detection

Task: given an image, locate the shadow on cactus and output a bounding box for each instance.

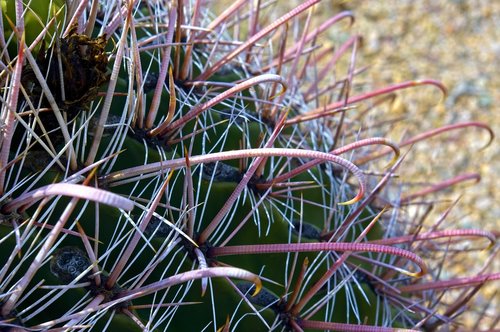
[0,1,497,331]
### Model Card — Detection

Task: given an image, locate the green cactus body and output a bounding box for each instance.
[1,0,64,47]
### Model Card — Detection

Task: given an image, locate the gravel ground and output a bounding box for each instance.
[339,0,499,227]
[335,2,499,329]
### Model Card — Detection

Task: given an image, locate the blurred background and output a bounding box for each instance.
[315,1,499,328]
[334,0,499,226]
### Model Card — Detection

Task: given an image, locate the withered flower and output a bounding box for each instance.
[18,26,110,149]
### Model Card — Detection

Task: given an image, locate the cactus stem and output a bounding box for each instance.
[161,74,287,138]
[145,6,177,130]
[400,272,500,293]
[1,168,100,316]
[106,169,176,289]
[85,3,133,166]
[286,257,309,312]
[210,242,426,279]
[195,0,322,81]
[118,267,263,300]
[0,30,24,195]
[355,122,494,165]
[286,79,447,126]
[400,173,481,204]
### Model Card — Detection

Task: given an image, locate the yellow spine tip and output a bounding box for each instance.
[251,279,262,297]
[338,194,362,206]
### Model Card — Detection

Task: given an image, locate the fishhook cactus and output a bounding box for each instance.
[0,1,497,331]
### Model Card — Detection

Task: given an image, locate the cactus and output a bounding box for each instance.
[0,1,497,331]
